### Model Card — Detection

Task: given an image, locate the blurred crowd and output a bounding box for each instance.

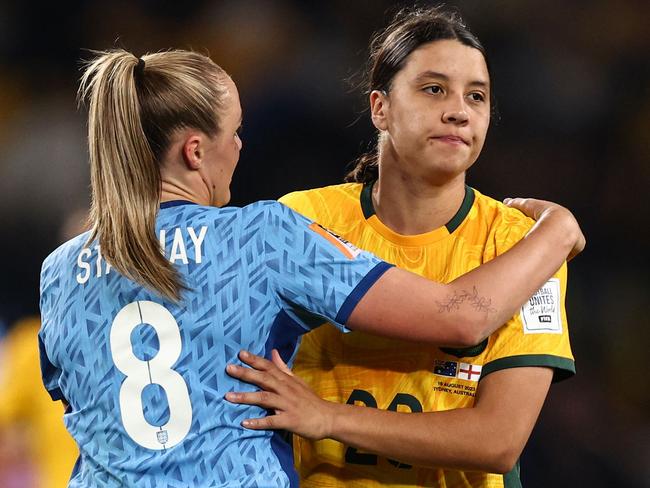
[0,1,647,486]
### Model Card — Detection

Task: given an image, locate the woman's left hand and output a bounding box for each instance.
[225,349,334,440]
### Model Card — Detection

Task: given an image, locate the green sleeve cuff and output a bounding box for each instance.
[480,354,575,383]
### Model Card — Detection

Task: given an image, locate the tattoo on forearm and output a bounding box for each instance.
[436,287,496,314]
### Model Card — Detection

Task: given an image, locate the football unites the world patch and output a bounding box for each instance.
[308,222,362,259]
[520,278,562,334]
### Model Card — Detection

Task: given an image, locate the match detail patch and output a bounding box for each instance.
[308,223,361,259]
[433,360,482,382]
[520,278,562,334]
[457,362,482,382]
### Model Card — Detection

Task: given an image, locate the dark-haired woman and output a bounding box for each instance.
[226,7,578,488]
[39,48,581,486]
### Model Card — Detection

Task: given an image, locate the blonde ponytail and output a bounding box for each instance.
[79,49,229,301]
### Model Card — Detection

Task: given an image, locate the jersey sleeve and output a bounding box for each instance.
[38,332,65,401]
[262,202,393,332]
[481,210,575,382]
[38,255,65,401]
[278,191,320,221]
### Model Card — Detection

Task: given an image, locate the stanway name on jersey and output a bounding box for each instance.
[76,226,208,284]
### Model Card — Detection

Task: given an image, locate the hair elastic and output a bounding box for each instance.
[134,58,146,78]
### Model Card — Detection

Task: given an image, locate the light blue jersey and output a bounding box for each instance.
[39,200,392,488]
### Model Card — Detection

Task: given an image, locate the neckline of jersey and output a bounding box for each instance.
[160,200,198,209]
[359,181,476,246]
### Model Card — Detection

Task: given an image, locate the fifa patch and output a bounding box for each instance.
[308,222,361,259]
[433,360,482,382]
[520,278,562,334]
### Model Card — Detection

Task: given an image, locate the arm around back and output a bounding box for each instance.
[347,201,584,346]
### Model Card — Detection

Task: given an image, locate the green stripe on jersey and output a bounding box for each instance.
[446,186,475,233]
[481,354,576,383]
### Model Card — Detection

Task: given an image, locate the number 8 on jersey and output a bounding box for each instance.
[110,301,192,450]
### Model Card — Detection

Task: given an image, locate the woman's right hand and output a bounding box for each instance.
[225,350,335,440]
[504,198,586,261]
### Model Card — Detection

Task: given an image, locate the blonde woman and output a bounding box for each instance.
[38,49,583,487]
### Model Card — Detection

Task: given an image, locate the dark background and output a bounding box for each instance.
[0,1,648,486]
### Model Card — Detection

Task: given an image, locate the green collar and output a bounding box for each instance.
[360,181,475,234]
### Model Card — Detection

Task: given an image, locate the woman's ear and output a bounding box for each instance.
[182,134,203,170]
[370,90,389,131]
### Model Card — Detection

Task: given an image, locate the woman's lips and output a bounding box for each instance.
[431,135,469,145]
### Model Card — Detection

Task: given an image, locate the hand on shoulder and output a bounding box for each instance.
[504,197,586,261]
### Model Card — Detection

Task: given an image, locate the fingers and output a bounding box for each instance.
[228,350,287,386]
[238,350,274,372]
[225,390,285,410]
[503,197,528,207]
[504,198,533,217]
[238,350,295,381]
[503,198,541,220]
[271,349,294,376]
[567,233,586,261]
[241,415,284,431]
[226,350,299,395]
[225,351,332,439]
[226,363,280,392]
[505,197,586,262]
[504,197,552,221]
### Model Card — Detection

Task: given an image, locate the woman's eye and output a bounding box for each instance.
[469,92,485,102]
[424,85,442,95]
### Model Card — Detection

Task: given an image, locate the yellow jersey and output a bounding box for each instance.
[279,182,574,488]
[0,317,78,488]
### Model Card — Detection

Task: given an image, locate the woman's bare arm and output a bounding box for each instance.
[347,198,584,346]
[226,350,552,473]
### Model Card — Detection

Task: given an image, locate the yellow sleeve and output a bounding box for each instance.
[278,191,319,220]
[481,210,575,382]
[482,262,575,382]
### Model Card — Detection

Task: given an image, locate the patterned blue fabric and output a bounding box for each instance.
[39,201,391,488]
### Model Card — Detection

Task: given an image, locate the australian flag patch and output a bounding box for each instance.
[433,360,458,377]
